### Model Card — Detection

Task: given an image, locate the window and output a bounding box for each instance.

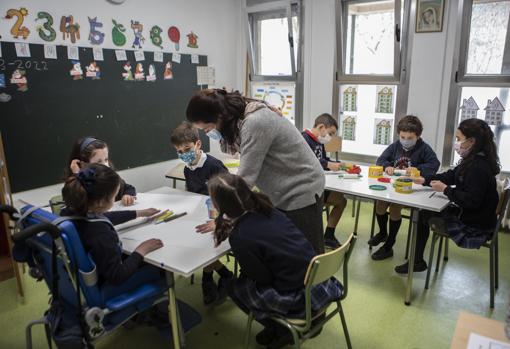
[444,0,510,171]
[334,0,409,159]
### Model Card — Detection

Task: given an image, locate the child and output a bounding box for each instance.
[170,121,233,305]
[396,118,500,273]
[302,113,347,249]
[61,164,163,288]
[65,137,137,206]
[369,115,440,261]
[207,172,342,348]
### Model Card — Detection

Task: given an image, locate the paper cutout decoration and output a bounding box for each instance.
[60,16,81,43]
[187,31,198,48]
[93,47,104,61]
[88,17,105,45]
[134,50,145,61]
[0,74,5,88]
[191,54,199,64]
[134,63,145,81]
[69,61,83,80]
[172,53,181,64]
[67,46,79,60]
[342,116,356,141]
[10,69,28,91]
[85,62,101,80]
[115,49,127,61]
[484,97,505,126]
[460,96,479,121]
[168,26,180,51]
[131,20,145,49]
[15,42,30,57]
[164,62,173,80]
[0,93,11,103]
[36,11,56,42]
[342,86,357,112]
[374,119,392,145]
[112,19,126,46]
[146,64,156,82]
[122,62,134,81]
[150,25,163,49]
[44,44,57,59]
[5,8,30,39]
[376,86,394,113]
[154,51,163,62]
[196,66,215,85]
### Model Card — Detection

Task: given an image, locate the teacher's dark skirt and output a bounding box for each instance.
[280,194,325,254]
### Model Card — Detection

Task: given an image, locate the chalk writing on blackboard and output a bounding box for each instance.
[0,59,48,71]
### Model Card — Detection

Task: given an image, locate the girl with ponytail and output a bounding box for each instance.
[206,173,342,347]
[395,118,500,274]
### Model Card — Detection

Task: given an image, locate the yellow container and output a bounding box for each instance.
[409,167,421,178]
[394,178,413,194]
[368,166,384,178]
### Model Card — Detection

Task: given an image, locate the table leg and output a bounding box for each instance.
[405,209,419,305]
[166,271,183,349]
[353,198,361,236]
[172,179,177,189]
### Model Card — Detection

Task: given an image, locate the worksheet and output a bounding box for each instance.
[467,333,510,349]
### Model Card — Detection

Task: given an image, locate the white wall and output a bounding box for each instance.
[3,0,243,202]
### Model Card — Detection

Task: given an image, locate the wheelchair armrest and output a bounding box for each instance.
[12,222,61,243]
[104,283,168,312]
[0,205,19,221]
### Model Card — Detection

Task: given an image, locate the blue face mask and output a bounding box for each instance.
[206,129,223,141]
[178,150,197,165]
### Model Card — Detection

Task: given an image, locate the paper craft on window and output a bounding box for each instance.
[85,62,101,80]
[69,61,83,80]
[342,86,358,112]
[122,62,134,81]
[134,63,145,81]
[374,119,392,145]
[36,11,56,42]
[460,96,479,121]
[484,96,505,126]
[375,86,394,114]
[164,62,174,80]
[150,25,164,49]
[131,20,145,49]
[5,8,30,39]
[10,69,28,91]
[112,19,127,47]
[342,116,357,141]
[146,64,156,82]
[60,15,80,43]
[88,17,105,45]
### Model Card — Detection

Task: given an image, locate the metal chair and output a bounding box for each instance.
[424,181,510,308]
[243,234,357,349]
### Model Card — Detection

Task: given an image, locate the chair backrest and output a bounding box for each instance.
[304,233,356,288]
[49,195,65,215]
[493,180,510,238]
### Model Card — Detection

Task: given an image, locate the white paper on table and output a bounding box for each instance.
[466,333,510,349]
[67,46,79,60]
[15,42,31,57]
[154,51,163,62]
[115,50,127,61]
[191,54,199,64]
[134,50,145,61]
[44,44,57,59]
[93,47,104,61]
[172,53,181,63]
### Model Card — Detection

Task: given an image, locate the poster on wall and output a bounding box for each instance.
[250,81,296,124]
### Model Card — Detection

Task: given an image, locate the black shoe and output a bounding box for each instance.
[324,235,342,249]
[367,232,388,246]
[267,330,294,349]
[394,260,428,274]
[256,327,276,346]
[217,274,233,303]
[202,280,218,305]
[371,246,394,261]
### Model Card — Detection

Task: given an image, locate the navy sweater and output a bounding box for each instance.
[424,154,498,230]
[301,130,333,170]
[229,209,316,292]
[377,138,440,176]
[115,179,136,201]
[184,154,228,195]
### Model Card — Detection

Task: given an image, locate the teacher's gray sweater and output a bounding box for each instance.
[237,108,325,211]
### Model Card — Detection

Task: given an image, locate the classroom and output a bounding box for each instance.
[0,0,509,348]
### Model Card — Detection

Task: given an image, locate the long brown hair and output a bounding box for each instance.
[457,118,500,176]
[64,137,110,178]
[208,173,273,246]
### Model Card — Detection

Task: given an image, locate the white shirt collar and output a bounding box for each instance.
[187,151,207,170]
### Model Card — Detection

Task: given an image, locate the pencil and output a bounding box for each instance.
[429,192,436,198]
[163,212,187,222]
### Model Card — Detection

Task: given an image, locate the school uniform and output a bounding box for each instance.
[115,179,137,201]
[184,152,228,195]
[301,130,335,171]
[228,209,342,320]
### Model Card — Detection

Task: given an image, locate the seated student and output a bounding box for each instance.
[396,118,500,273]
[170,121,233,305]
[207,173,342,349]
[61,164,163,291]
[302,113,347,249]
[65,137,137,206]
[368,115,440,261]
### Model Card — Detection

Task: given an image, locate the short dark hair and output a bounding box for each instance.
[397,115,423,136]
[170,121,200,145]
[313,113,338,130]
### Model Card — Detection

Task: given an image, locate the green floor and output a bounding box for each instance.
[1,201,509,349]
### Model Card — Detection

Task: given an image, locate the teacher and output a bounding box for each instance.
[186,88,326,253]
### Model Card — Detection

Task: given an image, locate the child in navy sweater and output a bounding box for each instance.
[369,115,440,261]
[170,121,233,305]
[302,113,347,249]
[208,173,342,348]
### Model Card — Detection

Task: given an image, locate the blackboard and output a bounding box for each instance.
[0,42,208,192]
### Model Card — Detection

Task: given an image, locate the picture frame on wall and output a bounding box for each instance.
[416,0,445,33]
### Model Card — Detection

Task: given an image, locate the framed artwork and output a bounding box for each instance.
[416,0,445,33]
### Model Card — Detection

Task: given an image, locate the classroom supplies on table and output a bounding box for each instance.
[369,184,387,191]
[338,173,362,179]
[341,163,362,174]
[378,177,391,183]
[409,167,421,177]
[162,211,187,223]
[155,210,175,224]
[394,169,407,176]
[394,178,413,194]
[368,166,384,178]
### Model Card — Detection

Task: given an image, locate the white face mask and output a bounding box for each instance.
[318,133,332,145]
[206,129,223,142]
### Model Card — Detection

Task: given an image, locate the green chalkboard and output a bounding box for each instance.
[0,42,208,192]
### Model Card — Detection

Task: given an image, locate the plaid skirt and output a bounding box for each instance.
[231,276,343,320]
[434,209,493,249]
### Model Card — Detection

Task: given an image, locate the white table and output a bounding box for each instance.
[111,187,230,349]
[325,166,450,305]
